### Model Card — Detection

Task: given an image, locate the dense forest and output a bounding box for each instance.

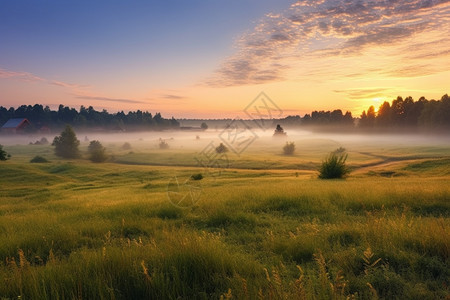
[359,94,450,130]
[277,94,449,131]
[0,104,180,132]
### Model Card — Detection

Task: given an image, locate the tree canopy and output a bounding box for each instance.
[52,125,81,159]
[276,94,449,131]
[88,140,108,163]
[361,94,450,130]
[0,104,180,131]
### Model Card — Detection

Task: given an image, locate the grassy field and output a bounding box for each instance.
[0,132,449,299]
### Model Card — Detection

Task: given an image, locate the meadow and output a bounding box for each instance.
[0,130,449,299]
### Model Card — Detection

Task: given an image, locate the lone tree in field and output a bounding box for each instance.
[88,140,108,162]
[201,122,208,130]
[273,124,287,136]
[52,125,81,158]
[215,143,229,154]
[318,148,350,179]
[0,145,11,161]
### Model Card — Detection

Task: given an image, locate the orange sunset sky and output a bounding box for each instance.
[0,0,449,119]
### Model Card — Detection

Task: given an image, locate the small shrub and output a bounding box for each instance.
[318,148,350,179]
[30,137,49,145]
[190,173,203,180]
[30,156,49,163]
[88,140,108,162]
[121,142,132,150]
[201,122,208,130]
[215,143,228,154]
[283,142,295,155]
[0,144,11,161]
[159,139,169,149]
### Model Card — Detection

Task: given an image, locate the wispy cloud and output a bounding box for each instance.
[0,67,146,106]
[334,88,391,100]
[207,0,450,87]
[50,80,89,90]
[161,94,186,100]
[75,95,146,104]
[0,68,44,82]
[0,67,89,92]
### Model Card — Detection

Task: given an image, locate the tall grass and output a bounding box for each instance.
[0,153,448,298]
[318,149,350,179]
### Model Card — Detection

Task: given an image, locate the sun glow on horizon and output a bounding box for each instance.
[0,1,449,119]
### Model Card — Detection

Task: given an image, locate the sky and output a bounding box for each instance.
[0,0,449,119]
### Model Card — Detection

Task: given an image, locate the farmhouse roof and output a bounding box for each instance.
[1,118,30,129]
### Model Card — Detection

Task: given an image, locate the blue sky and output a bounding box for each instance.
[0,1,291,82]
[1,0,449,118]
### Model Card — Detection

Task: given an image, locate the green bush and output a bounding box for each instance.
[88,140,108,163]
[0,144,11,161]
[318,148,350,179]
[52,125,81,158]
[121,142,132,150]
[190,173,203,180]
[283,142,295,155]
[215,143,228,154]
[159,139,169,149]
[30,155,49,163]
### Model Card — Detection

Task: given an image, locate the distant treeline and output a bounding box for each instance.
[277,94,449,131]
[278,110,354,127]
[360,94,449,130]
[0,104,180,131]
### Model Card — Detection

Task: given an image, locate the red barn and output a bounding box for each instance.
[1,118,31,134]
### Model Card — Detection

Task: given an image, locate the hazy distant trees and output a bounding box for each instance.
[0,104,180,131]
[359,106,376,128]
[0,145,11,161]
[52,125,81,158]
[277,110,354,128]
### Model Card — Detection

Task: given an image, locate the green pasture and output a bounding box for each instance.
[0,136,448,299]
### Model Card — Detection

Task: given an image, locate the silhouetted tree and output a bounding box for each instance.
[273,124,286,136]
[376,101,391,127]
